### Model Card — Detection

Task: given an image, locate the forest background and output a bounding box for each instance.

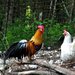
[0,0,75,51]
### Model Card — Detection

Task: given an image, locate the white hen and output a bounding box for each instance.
[61,30,75,62]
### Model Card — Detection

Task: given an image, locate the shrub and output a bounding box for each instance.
[0,17,75,51]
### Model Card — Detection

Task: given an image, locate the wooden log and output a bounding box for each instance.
[8,70,51,75]
[7,59,75,75]
[50,64,75,75]
[34,59,75,75]
[17,59,75,75]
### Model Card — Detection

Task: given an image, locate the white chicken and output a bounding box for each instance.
[60,30,75,62]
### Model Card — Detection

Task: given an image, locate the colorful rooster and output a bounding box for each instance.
[2,25,44,62]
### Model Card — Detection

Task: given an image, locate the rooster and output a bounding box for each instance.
[2,25,44,62]
[60,30,75,62]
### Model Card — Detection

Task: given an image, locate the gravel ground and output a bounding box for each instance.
[0,49,75,75]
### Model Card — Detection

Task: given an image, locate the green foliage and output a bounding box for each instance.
[0,17,75,51]
[5,17,40,47]
[26,6,32,18]
[43,21,75,46]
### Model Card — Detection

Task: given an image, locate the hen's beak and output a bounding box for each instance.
[63,30,67,36]
[63,32,66,36]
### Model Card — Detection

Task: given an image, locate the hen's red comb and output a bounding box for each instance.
[63,29,68,36]
[64,29,67,32]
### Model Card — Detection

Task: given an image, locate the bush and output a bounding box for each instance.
[0,17,75,51]
[45,22,75,47]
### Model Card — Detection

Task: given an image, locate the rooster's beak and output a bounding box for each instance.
[39,28,44,33]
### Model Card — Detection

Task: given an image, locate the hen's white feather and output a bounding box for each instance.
[61,30,75,62]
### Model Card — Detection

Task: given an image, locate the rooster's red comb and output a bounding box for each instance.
[37,25,44,29]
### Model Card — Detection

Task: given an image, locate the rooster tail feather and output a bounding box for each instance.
[4,42,19,59]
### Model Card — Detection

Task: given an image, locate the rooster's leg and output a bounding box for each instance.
[31,55,35,59]
[28,56,32,62]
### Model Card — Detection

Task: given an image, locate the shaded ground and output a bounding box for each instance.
[0,49,75,75]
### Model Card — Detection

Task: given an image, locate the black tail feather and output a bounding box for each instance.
[3,41,27,60]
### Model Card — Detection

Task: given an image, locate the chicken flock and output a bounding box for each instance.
[0,25,75,64]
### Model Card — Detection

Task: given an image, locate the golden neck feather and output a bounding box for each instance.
[30,29,43,45]
[33,29,43,38]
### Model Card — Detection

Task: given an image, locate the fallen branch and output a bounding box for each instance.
[34,59,75,75]
[6,58,75,75]
[60,61,75,67]
[8,70,51,75]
